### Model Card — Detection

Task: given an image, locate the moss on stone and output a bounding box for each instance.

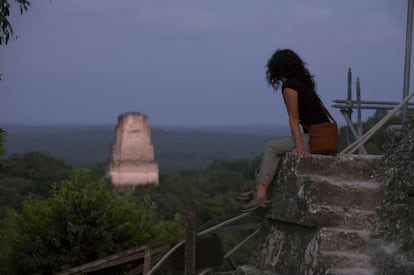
[375,114,414,272]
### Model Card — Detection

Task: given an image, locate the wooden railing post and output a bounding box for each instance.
[143,248,152,274]
[184,205,196,275]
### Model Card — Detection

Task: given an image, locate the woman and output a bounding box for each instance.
[238,49,331,212]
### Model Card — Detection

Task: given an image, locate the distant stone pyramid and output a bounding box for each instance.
[109,112,159,189]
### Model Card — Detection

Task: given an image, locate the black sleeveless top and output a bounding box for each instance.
[282,78,330,132]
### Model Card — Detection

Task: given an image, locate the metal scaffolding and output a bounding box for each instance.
[333,68,414,154]
[333,0,414,154]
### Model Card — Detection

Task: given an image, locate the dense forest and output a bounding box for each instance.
[0,151,260,273]
[0,110,404,273]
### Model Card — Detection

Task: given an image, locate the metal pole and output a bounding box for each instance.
[347,68,353,145]
[340,110,367,154]
[356,78,364,154]
[402,0,414,123]
[224,228,261,259]
[333,99,414,106]
[333,104,414,110]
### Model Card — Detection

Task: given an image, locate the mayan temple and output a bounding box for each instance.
[109,112,159,189]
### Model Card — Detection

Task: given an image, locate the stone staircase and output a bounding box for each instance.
[239,153,384,275]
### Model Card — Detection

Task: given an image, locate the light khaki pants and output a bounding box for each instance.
[256,134,310,186]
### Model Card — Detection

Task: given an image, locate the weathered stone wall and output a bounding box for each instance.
[237,115,414,274]
[109,112,158,188]
[238,153,383,275]
[373,115,414,274]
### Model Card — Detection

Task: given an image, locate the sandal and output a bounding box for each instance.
[241,196,270,212]
[234,189,254,201]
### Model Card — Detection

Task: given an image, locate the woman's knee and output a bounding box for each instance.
[265,138,294,154]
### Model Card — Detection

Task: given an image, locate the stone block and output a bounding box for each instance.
[325,268,376,275]
[318,228,371,254]
[255,220,317,274]
[266,153,382,229]
[251,153,384,274]
[318,251,371,269]
[235,266,279,275]
[294,154,381,182]
[303,176,383,210]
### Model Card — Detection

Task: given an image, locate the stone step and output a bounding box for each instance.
[268,203,378,230]
[319,227,371,253]
[234,265,278,274]
[294,154,381,181]
[308,205,378,231]
[319,251,372,269]
[325,268,376,275]
[300,175,383,210]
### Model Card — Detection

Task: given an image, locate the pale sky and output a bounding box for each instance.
[0,0,410,127]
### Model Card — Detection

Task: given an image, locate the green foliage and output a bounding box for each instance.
[0,128,6,177]
[0,177,31,211]
[133,158,259,225]
[5,151,73,196]
[0,169,183,274]
[131,157,262,268]
[0,152,74,213]
[0,128,5,156]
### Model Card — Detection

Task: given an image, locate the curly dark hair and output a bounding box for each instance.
[266,49,316,91]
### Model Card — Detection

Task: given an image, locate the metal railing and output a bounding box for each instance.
[146,212,256,275]
[333,68,414,154]
[340,90,414,155]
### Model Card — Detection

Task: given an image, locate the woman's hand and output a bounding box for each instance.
[292,148,309,156]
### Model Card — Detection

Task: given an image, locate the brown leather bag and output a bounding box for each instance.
[305,106,338,155]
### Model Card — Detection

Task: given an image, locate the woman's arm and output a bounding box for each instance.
[282,87,308,155]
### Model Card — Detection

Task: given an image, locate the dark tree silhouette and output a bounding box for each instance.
[0,0,30,45]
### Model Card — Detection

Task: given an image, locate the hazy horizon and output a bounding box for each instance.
[3,123,284,169]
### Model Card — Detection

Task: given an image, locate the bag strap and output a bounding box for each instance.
[321,105,336,124]
[301,99,336,131]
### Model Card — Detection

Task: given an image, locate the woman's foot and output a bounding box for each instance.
[241,196,270,212]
